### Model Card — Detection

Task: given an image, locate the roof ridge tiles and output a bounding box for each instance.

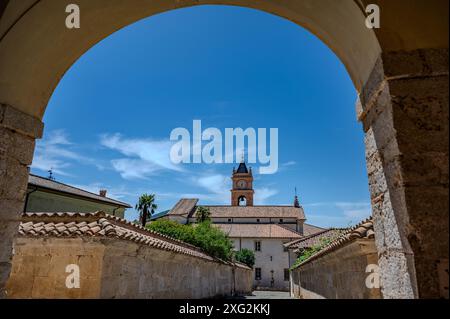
[28,174,132,208]
[292,217,374,269]
[284,229,330,248]
[101,213,205,252]
[276,223,304,236]
[17,211,233,265]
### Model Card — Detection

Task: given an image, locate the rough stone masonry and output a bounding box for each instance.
[0,104,43,298]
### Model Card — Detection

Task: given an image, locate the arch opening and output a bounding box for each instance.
[238,196,248,207]
[0,0,381,119]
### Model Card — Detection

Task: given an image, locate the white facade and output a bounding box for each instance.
[187,217,303,233]
[232,237,296,291]
[164,198,307,292]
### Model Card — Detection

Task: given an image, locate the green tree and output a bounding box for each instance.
[135,193,157,227]
[195,206,211,223]
[291,237,332,270]
[235,249,255,268]
[148,219,196,243]
[193,221,233,260]
[147,219,233,261]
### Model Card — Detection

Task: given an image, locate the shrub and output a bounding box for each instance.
[193,221,234,261]
[147,219,196,243]
[291,237,332,270]
[235,248,255,268]
[147,219,233,261]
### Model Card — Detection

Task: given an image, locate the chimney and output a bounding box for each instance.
[99,189,107,197]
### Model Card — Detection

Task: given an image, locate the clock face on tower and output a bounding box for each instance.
[231,162,253,206]
[237,180,247,189]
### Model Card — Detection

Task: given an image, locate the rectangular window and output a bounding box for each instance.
[283,242,289,252]
[255,268,262,281]
[228,218,232,223]
[254,241,261,252]
[284,269,290,281]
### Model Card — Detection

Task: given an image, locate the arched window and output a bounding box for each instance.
[238,196,247,206]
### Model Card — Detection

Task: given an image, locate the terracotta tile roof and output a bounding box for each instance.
[18,212,250,269]
[167,199,306,220]
[284,228,347,251]
[167,199,199,216]
[193,205,306,220]
[215,223,302,239]
[302,223,327,236]
[28,174,131,208]
[292,217,375,269]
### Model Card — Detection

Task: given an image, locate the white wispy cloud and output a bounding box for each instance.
[275,160,298,173]
[192,174,230,203]
[282,161,297,167]
[32,130,89,176]
[70,182,143,201]
[335,202,372,221]
[100,133,183,180]
[198,174,229,194]
[302,201,372,227]
[254,187,278,205]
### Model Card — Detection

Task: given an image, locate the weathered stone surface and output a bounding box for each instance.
[6,237,252,299]
[382,49,449,78]
[0,104,44,139]
[0,200,24,222]
[291,240,381,299]
[390,76,449,154]
[0,157,30,201]
[0,222,21,262]
[378,249,416,299]
[361,48,449,299]
[0,105,41,298]
[360,56,385,111]
[0,127,36,166]
[0,262,12,298]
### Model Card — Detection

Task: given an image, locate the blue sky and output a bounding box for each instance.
[31,5,370,228]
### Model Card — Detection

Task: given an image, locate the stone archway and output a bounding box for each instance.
[0,0,448,298]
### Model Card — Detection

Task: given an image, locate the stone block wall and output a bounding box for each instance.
[291,239,381,299]
[0,104,43,298]
[359,48,449,298]
[6,237,252,299]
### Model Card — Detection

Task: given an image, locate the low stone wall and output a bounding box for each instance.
[290,239,381,299]
[5,212,252,299]
[7,236,252,299]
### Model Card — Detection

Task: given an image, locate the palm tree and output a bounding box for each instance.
[135,194,157,227]
[195,206,211,223]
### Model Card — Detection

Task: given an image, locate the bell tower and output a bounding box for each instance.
[231,161,254,206]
